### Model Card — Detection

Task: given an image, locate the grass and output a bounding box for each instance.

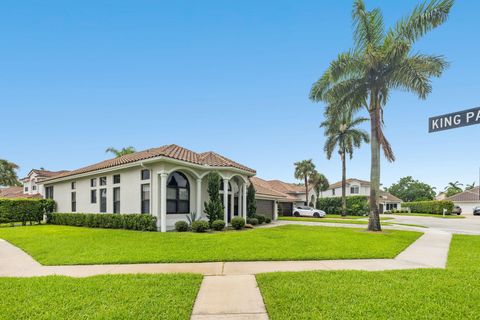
[387,212,466,219]
[0,274,202,320]
[0,224,420,265]
[257,235,480,319]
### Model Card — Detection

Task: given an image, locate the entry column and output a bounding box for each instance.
[242,183,247,220]
[223,179,229,225]
[160,172,168,232]
[196,178,202,220]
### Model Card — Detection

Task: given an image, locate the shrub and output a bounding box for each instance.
[203,172,224,224]
[211,219,226,231]
[175,220,189,232]
[247,184,256,218]
[191,220,209,233]
[247,218,258,225]
[0,198,55,225]
[231,217,245,230]
[255,215,266,224]
[46,213,156,231]
[265,217,272,223]
[403,200,454,214]
[316,196,369,216]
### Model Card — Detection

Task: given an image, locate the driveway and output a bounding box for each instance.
[387,214,480,235]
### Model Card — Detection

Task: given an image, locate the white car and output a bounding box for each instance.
[293,206,326,218]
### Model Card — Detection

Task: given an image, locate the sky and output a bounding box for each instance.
[1,0,479,191]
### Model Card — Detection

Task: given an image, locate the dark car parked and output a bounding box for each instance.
[474,206,480,216]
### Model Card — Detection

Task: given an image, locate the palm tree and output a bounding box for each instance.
[105,146,136,158]
[321,111,369,216]
[466,182,476,191]
[0,159,22,187]
[310,0,453,230]
[444,181,463,197]
[294,160,316,205]
[309,171,330,207]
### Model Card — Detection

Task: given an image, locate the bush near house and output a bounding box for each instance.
[247,217,259,225]
[0,198,55,225]
[211,219,226,231]
[231,217,245,230]
[175,220,189,232]
[403,200,454,215]
[46,213,157,231]
[191,220,209,233]
[255,214,266,224]
[316,196,369,216]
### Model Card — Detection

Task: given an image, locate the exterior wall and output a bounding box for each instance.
[321,182,370,198]
[22,172,44,196]
[454,201,480,215]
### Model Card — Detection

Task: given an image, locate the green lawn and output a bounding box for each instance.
[0,224,420,265]
[0,274,202,320]
[386,213,465,219]
[257,235,480,319]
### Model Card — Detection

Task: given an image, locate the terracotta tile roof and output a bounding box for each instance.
[266,180,311,194]
[379,191,402,202]
[328,178,370,190]
[250,177,292,200]
[43,144,255,182]
[22,169,70,181]
[447,187,480,202]
[0,187,42,199]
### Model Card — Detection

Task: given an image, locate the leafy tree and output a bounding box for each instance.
[444,181,463,197]
[309,171,330,206]
[203,172,224,224]
[294,160,316,205]
[310,0,453,230]
[465,182,476,191]
[386,176,436,202]
[321,110,369,216]
[105,146,136,157]
[247,183,256,218]
[0,159,21,187]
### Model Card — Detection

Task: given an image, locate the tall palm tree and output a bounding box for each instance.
[294,160,316,205]
[105,146,136,158]
[444,181,463,197]
[309,171,329,207]
[310,0,453,230]
[465,182,476,191]
[0,159,22,187]
[321,111,370,216]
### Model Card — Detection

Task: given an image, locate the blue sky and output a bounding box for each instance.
[1,0,479,191]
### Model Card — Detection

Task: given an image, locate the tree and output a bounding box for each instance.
[386,176,436,202]
[203,172,224,225]
[310,0,453,230]
[0,159,22,187]
[465,182,476,191]
[105,146,136,158]
[246,184,256,218]
[294,160,316,205]
[444,181,463,197]
[309,171,330,207]
[321,110,369,216]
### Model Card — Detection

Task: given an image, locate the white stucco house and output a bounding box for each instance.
[39,144,284,232]
[21,169,69,197]
[446,187,480,215]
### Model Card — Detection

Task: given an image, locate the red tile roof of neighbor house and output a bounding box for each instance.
[447,187,480,202]
[0,187,42,199]
[21,169,70,181]
[250,177,297,201]
[266,180,311,194]
[42,144,256,182]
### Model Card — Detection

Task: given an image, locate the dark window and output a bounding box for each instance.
[45,186,54,199]
[71,192,76,212]
[91,178,97,187]
[91,189,97,204]
[100,177,107,186]
[141,184,150,214]
[332,189,336,196]
[350,186,359,194]
[71,182,76,190]
[24,187,28,192]
[219,181,232,191]
[166,172,190,214]
[141,169,150,180]
[32,185,36,191]
[113,187,120,213]
[100,188,107,213]
[113,175,120,184]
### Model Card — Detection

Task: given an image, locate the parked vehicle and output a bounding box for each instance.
[452,205,462,215]
[293,206,326,218]
[473,206,480,216]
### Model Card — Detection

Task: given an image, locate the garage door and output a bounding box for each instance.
[455,202,480,215]
[256,199,274,219]
[279,202,293,216]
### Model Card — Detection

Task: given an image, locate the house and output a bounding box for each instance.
[39,144,262,232]
[446,187,480,215]
[0,186,42,199]
[321,178,402,212]
[21,169,69,197]
[435,192,447,200]
[249,177,297,218]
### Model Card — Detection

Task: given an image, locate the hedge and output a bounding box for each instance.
[402,200,454,215]
[0,198,55,225]
[46,213,157,231]
[316,196,369,216]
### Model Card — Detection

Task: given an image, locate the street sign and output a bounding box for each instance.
[429,106,480,133]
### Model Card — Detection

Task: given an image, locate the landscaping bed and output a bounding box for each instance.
[0,225,421,265]
[0,274,202,320]
[257,235,480,319]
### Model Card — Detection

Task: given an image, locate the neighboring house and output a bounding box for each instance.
[21,169,69,197]
[435,192,447,200]
[0,186,42,199]
[321,178,402,212]
[446,187,480,215]
[39,144,260,232]
[266,180,316,209]
[249,177,291,220]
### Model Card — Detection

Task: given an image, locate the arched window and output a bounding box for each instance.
[219,181,232,192]
[167,172,190,214]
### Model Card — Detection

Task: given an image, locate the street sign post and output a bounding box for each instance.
[429,106,480,133]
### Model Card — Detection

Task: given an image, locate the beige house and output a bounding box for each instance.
[21,169,69,197]
[40,144,258,232]
[446,187,480,215]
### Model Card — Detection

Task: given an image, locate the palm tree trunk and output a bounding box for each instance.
[305,177,309,206]
[368,96,382,231]
[341,152,347,217]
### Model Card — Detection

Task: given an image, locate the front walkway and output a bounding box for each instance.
[0,224,454,319]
